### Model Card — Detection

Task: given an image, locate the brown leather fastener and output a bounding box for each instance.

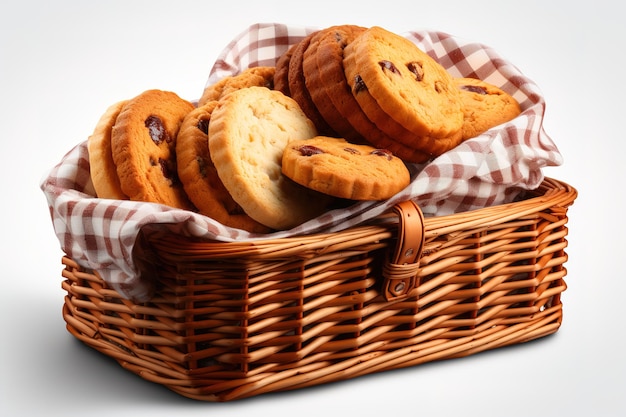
[382,200,425,301]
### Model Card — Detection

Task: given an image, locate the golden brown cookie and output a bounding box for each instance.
[454,77,522,139]
[88,100,129,200]
[287,31,334,135]
[343,26,463,153]
[176,101,271,233]
[303,25,433,163]
[198,66,276,107]
[344,46,462,159]
[274,42,297,96]
[208,86,330,230]
[302,25,366,140]
[282,136,410,200]
[111,89,195,210]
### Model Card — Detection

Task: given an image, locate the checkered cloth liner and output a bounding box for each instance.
[40,23,563,301]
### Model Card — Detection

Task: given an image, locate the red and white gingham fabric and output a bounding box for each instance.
[40,23,563,301]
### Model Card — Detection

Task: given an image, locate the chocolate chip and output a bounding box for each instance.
[353,75,367,94]
[407,62,424,81]
[196,118,210,134]
[298,145,324,156]
[145,115,171,144]
[460,84,488,95]
[150,157,179,183]
[343,147,361,155]
[370,149,393,160]
[158,158,181,186]
[379,60,401,76]
[159,158,173,180]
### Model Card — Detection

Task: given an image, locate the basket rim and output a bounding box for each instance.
[146,177,577,257]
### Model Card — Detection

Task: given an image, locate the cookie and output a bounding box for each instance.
[111,89,195,209]
[344,44,462,159]
[274,42,297,96]
[282,136,410,200]
[454,77,522,139]
[88,100,129,200]
[300,25,431,163]
[287,32,336,135]
[175,102,271,233]
[198,66,276,107]
[343,26,463,149]
[302,25,366,140]
[208,86,329,230]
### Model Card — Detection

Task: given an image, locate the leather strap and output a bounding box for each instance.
[382,201,425,301]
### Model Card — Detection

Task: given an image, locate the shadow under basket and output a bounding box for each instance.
[61,177,577,401]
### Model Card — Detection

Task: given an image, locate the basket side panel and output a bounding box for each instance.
[60,181,575,401]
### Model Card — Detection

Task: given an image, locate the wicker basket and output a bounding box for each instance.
[60,177,576,401]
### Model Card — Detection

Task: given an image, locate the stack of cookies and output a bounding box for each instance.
[276,25,521,163]
[87,25,521,232]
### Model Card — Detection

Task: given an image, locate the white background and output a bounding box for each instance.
[2,0,624,415]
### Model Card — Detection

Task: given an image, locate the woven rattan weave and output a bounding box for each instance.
[61,177,576,401]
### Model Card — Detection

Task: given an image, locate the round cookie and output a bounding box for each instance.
[88,100,129,200]
[176,101,271,233]
[282,136,410,200]
[343,47,463,158]
[274,42,297,96]
[302,25,432,163]
[454,77,522,139]
[287,31,334,135]
[302,25,365,140]
[343,26,463,142]
[111,89,195,210]
[208,86,330,230]
[198,66,276,107]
